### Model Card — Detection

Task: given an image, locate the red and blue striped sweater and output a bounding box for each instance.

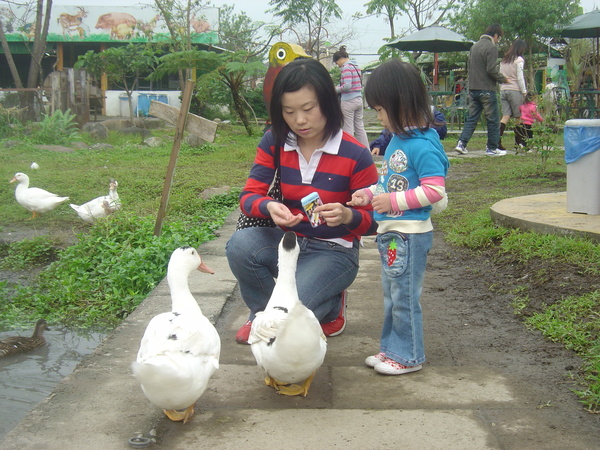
[240,130,378,243]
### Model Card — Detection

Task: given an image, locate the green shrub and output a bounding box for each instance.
[29,109,80,145]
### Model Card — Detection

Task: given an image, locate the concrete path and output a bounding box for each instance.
[1,210,599,449]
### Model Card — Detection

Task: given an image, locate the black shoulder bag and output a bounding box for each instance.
[235,147,282,230]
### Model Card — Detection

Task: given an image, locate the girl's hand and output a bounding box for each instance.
[267,201,304,227]
[371,193,393,214]
[347,190,370,207]
[315,202,353,227]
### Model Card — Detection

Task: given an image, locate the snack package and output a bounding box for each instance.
[301,192,325,227]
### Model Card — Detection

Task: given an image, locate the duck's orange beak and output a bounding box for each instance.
[198,261,215,274]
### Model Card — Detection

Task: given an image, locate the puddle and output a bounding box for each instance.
[0,325,106,440]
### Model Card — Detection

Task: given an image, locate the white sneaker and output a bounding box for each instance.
[374,358,422,375]
[365,352,386,368]
[455,140,468,154]
[486,147,507,156]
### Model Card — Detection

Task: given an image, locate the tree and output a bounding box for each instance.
[363,0,458,61]
[448,0,579,89]
[75,44,159,124]
[0,0,53,119]
[268,0,343,60]
[153,0,213,89]
[153,5,274,136]
[364,0,407,40]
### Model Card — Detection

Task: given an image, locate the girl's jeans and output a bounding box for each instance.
[226,227,360,323]
[376,231,432,367]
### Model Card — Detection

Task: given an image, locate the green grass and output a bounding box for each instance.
[1,122,258,329]
[2,121,599,411]
[438,134,600,412]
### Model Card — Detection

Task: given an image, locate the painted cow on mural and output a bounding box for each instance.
[95,12,137,39]
[57,7,88,37]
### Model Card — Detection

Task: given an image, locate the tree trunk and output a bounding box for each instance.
[231,87,253,136]
[0,20,24,88]
[21,0,53,120]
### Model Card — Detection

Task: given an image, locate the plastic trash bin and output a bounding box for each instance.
[119,94,129,117]
[137,93,169,117]
[564,119,600,215]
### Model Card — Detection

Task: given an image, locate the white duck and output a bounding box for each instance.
[70,179,121,223]
[250,231,327,397]
[10,172,69,219]
[132,247,220,424]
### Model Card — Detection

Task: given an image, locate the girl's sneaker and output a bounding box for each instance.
[365,352,386,368]
[374,358,422,375]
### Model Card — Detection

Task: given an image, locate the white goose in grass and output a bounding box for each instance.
[250,231,327,396]
[132,246,220,424]
[10,172,69,219]
[70,179,121,222]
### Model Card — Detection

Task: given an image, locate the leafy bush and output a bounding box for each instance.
[28,109,80,145]
[0,236,59,270]
[0,104,26,136]
[0,192,239,330]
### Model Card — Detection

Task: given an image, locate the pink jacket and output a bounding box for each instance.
[520,102,543,125]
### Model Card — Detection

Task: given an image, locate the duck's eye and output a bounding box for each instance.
[276,48,286,60]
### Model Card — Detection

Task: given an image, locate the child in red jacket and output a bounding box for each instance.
[515,93,543,151]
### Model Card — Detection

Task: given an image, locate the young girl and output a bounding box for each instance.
[348,59,449,375]
[516,93,544,150]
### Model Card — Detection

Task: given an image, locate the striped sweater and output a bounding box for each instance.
[337,61,363,101]
[240,130,378,242]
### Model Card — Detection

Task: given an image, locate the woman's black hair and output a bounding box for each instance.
[269,58,343,147]
[364,59,433,137]
[332,45,349,63]
[502,39,527,64]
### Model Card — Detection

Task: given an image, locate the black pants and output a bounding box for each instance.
[514,124,532,146]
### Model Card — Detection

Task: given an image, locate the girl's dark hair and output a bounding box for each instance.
[364,59,433,136]
[524,93,534,103]
[269,58,343,147]
[332,45,349,63]
[502,39,527,64]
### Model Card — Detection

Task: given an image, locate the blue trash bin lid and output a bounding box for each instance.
[564,119,600,164]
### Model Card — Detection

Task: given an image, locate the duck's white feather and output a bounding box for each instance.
[132,247,219,413]
[250,232,327,385]
[11,172,69,214]
[70,180,121,222]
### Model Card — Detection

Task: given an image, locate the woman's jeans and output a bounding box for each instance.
[459,90,501,150]
[376,231,432,367]
[226,227,360,323]
[341,96,369,148]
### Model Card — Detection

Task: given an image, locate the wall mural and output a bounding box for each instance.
[0,2,219,44]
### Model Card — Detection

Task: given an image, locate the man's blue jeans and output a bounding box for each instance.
[459,90,501,150]
[376,231,432,367]
[226,227,359,323]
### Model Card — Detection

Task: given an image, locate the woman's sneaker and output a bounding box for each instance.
[235,320,252,345]
[365,352,386,368]
[374,358,422,375]
[321,290,348,337]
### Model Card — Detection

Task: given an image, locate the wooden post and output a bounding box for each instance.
[153,80,195,236]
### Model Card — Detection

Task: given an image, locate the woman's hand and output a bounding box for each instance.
[267,201,304,227]
[371,147,381,156]
[315,202,353,227]
[371,193,392,214]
